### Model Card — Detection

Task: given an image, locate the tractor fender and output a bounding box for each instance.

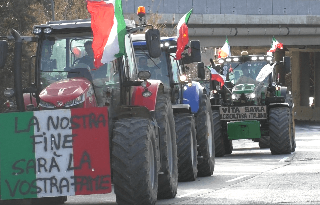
[131,80,161,111]
[268,103,290,110]
[183,81,204,113]
[172,104,191,114]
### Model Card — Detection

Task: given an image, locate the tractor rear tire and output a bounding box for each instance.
[290,108,296,152]
[286,93,296,152]
[259,136,270,148]
[196,94,215,177]
[212,110,225,157]
[155,94,178,199]
[269,107,292,155]
[224,137,233,155]
[174,113,197,182]
[112,118,159,205]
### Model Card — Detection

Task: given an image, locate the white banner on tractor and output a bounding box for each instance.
[220,106,267,120]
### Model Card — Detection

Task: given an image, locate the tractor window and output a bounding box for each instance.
[125,34,136,79]
[170,54,179,84]
[39,35,121,90]
[134,50,170,87]
[228,61,268,85]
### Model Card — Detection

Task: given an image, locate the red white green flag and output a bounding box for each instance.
[208,67,225,87]
[218,38,230,58]
[0,107,111,200]
[175,8,193,60]
[268,37,283,53]
[87,0,126,68]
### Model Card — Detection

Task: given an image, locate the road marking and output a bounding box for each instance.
[226,175,250,183]
[176,189,211,198]
[279,157,290,162]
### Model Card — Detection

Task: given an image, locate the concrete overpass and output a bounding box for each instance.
[124,0,320,121]
[123,0,320,47]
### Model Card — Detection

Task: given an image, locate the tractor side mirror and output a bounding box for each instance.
[0,40,8,69]
[145,29,161,58]
[197,62,205,80]
[190,40,201,62]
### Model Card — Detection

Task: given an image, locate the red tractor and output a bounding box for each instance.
[0,14,177,205]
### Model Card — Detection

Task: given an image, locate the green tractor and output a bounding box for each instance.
[209,53,296,156]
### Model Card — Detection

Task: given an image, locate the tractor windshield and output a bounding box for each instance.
[134,50,170,87]
[227,61,270,85]
[39,36,119,89]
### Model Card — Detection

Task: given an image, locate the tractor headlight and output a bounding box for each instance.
[180,75,187,82]
[245,93,255,99]
[65,94,85,107]
[33,27,42,34]
[43,28,52,34]
[231,93,241,100]
[4,88,15,98]
[39,100,55,108]
[142,90,152,97]
[232,94,237,100]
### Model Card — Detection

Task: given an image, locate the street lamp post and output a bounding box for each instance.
[51,0,55,21]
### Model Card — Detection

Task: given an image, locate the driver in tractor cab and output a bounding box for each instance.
[78,40,95,69]
[75,40,109,106]
[236,64,257,85]
[41,43,57,71]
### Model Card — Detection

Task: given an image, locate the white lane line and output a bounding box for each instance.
[226,175,250,183]
[279,157,290,162]
[176,189,211,198]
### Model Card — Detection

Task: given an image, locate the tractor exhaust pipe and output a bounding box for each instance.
[11,29,25,112]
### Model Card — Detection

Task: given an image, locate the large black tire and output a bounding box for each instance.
[195,94,215,177]
[290,108,296,152]
[112,118,159,205]
[269,107,292,155]
[286,93,296,152]
[259,135,270,148]
[155,94,178,199]
[224,137,233,155]
[212,110,225,157]
[174,113,197,182]
[31,196,67,205]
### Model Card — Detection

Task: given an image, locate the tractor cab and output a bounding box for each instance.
[213,54,279,106]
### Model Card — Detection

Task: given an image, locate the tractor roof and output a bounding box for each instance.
[33,19,135,35]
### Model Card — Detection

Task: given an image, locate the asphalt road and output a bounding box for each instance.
[66,121,320,205]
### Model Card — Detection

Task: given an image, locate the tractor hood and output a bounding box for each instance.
[39,78,91,107]
[232,84,255,94]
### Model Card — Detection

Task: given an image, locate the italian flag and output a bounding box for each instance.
[268,37,283,53]
[0,107,111,200]
[209,67,225,87]
[87,0,126,68]
[218,38,231,58]
[176,9,193,60]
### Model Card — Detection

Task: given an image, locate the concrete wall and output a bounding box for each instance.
[123,0,320,15]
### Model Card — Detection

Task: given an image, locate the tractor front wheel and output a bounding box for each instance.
[155,94,178,199]
[112,118,159,205]
[196,94,215,177]
[212,110,225,157]
[269,107,292,155]
[174,113,197,182]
